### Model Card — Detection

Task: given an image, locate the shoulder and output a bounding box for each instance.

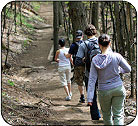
[112,52,122,58]
[55,50,60,56]
[65,47,69,51]
[70,43,76,48]
[56,49,60,53]
[110,52,123,62]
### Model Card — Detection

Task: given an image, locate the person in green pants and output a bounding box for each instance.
[87,34,131,125]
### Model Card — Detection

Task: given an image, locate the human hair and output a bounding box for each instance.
[84,24,97,36]
[98,34,110,47]
[58,38,65,47]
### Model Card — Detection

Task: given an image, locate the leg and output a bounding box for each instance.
[58,67,69,96]
[78,85,84,95]
[98,90,113,125]
[112,86,126,125]
[64,85,69,96]
[74,66,85,102]
[90,88,101,120]
[84,76,88,91]
[66,67,72,95]
[85,76,100,119]
[67,83,71,95]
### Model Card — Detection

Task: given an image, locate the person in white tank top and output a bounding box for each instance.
[55,38,73,101]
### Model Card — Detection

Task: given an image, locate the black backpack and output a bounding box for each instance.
[84,38,101,72]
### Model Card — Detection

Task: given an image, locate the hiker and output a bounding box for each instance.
[65,30,85,103]
[55,38,73,101]
[87,34,131,125]
[75,24,101,120]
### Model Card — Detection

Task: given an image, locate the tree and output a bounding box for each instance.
[91,2,99,30]
[68,1,87,41]
[53,2,59,59]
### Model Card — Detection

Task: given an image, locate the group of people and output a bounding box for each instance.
[55,24,131,125]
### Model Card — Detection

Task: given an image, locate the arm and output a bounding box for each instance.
[54,50,60,62]
[70,55,73,65]
[118,54,131,73]
[87,61,98,105]
[64,53,71,58]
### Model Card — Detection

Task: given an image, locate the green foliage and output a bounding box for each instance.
[8,80,15,86]
[31,2,41,11]
[64,2,69,4]
[2,92,7,96]
[6,8,14,19]
[23,40,28,47]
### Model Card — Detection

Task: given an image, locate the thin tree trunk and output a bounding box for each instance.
[91,2,99,30]
[53,2,59,60]
[101,2,105,33]
[19,2,22,26]
[14,2,17,33]
[105,6,108,33]
[109,2,118,52]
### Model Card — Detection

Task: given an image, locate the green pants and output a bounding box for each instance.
[98,85,126,125]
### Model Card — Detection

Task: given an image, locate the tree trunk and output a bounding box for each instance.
[114,2,124,55]
[109,2,118,52]
[58,2,63,26]
[126,3,135,98]
[53,2,59,60]
[69,1,87,42]
[14,2,17,33]
[91,2,99,30]
[101,2,105,33]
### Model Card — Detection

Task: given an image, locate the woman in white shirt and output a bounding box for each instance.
[55,38,73,101]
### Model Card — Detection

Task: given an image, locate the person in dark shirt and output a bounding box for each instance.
[65,30,85,103]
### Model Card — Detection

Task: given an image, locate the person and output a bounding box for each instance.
[55,38,73,101]
[87,34,131,125]
[75,24,101,120]
[65,30,85,103]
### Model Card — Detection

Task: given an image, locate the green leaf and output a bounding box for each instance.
[8,80,14,86]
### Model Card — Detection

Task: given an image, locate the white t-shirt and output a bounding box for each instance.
[58,48,70,67]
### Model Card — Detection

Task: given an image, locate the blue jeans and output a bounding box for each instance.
[85,76,101,120]
[98,85,126,125]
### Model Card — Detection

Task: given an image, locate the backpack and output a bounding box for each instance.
[84,38,101,72]
[72,40,83,63]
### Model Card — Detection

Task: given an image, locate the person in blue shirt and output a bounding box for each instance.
[75,24,101,120]
[65,30,85,103]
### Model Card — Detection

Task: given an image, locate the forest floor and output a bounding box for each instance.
[2,2,136,125]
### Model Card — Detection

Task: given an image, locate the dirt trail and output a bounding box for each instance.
[15,3,103,125]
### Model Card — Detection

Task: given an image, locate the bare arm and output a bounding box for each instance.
[64,53,71,58]
[70,55,74,66]
[54,50,60,62]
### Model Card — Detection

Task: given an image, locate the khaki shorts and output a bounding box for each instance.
[74,66,85,86]
[58,66,71,86]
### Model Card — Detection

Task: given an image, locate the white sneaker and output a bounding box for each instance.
[65,96,71,101]
[69,92,72,97]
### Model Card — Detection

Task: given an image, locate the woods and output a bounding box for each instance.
[52,1,137,98]
[1,1,137,125]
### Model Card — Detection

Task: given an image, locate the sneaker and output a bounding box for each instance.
[79,98,85,103]
[69,92,72,97]
[65,96,71,101]
[79,95,85,103]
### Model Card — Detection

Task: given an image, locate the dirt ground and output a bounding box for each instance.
[2,2,136,125]
[14,3,103,125]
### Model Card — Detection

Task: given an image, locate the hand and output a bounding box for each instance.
[88,102,93,106]
[82,57,85,63]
